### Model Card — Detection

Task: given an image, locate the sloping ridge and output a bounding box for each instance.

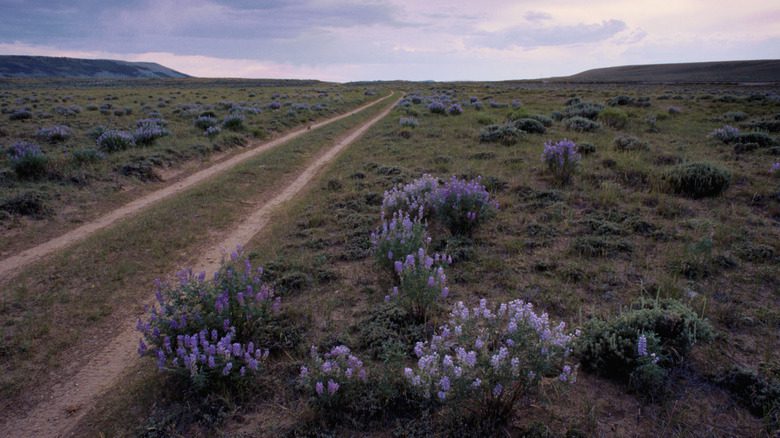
[0,55,190,78]
[553,59,780,84]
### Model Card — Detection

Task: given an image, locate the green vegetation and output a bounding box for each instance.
[5,81,780,437]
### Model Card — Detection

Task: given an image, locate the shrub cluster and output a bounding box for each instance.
[6,141,48,180]
[576,298,713,398]
[299,345,368,413]
[404,299,577,421]
[479,124,521,145]
[134,118,170,145]
[36,125,72,143]
[511,118,546,134]
[565,116,601,132]
[137,252,277,388]
[613,135,650,152]
[222,114,245,131]
[370,210,430,276]
[598,107,628,129]
[542,139,580,184]
[97,129,136,152]
[663,162,731,198]
[431,176,498,236]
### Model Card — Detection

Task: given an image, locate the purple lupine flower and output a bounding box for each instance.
[770,162,780,174]
[327,379,339,395]
[315,381,324,395]
[492,383,503,397]
[138,339,147,356]
[222,362,233,376]
[637,335,648,357]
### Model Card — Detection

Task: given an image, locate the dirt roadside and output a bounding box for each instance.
[0,92,399,438]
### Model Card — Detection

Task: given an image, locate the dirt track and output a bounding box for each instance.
[0,94,391,282]
[0,92,397,437]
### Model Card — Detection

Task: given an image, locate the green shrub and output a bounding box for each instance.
[576,298,713,396]
[479,124,521,145]
[599,107,628,129]
[511,118,546,134]
[71,148,105,165]
[561,102,604,120]
[356,303,427,361]
[565,116,600,132]
[663,162,731,198]
[577,142,596,155]
[715,367,780,428]
[735,132,775,147]
[527,114,553,127]
[7,141,48,180]
[613,135,649,152]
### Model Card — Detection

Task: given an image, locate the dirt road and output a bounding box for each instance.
[0,92,398,438]
[0,93,392,282]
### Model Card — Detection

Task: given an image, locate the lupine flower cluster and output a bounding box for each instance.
[709,125,740,143]
[381,174,439,219]
[448,103,463,115]
[194,115,218,130]
[6,140,43,161]
[390,247,451,321]
[96,129,136,152]
[399,116,419,128]
[36,125,72,143]
[137,249,277,386]
[770,162,780,176]
[428,101,447,114]
[205,126,221,137]
[430,176,498,235]
[370,209,430,275]
[541,138,580,184]
[268,101,282,110]
[133,119,170,145]
[404,299,577,419]
[222,114,245,130]
[300,345,368,411]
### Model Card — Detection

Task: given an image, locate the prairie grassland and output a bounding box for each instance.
[0,92,393,416]
[0,79,377,256]
[24,82,780,437]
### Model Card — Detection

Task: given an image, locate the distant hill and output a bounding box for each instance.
[550,60,780,84]
[0,55,190,79]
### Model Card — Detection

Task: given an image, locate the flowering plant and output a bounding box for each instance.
[430,176,498,235]
[428,101,446,114]
[381,174,439,219]
[542,139,580,184]
[448,103,463,115]
[371,210,430,276]
[137,249,277,386]
[709,125,740,143]
[96,129,135,151]
[770,162,780,176]
[300,345,368,412]
[36,125,72,143]
[390,248,451,321]
[404,299,577,421]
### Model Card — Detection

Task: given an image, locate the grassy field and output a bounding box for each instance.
[9,81,780,437]
[0,91,393,417]
[0,79,378,256]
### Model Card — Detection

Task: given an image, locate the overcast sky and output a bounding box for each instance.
[1,0,778,81]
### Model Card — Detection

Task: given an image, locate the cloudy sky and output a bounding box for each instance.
[1,0,778,81]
